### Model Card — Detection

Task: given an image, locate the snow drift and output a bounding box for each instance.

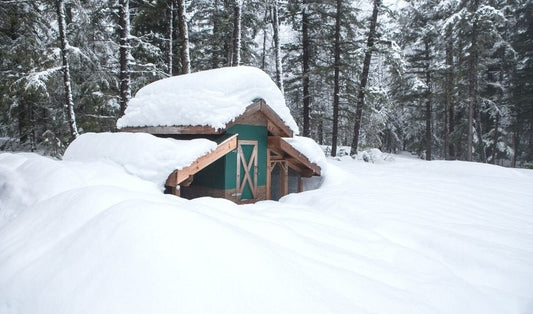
[1,151,532,314]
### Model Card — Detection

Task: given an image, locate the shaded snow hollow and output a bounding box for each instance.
[116,66,299,134]
[1,152,533,314]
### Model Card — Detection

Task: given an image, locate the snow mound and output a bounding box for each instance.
[0,152,158,228]
[116,66,299,134]
[357,148,395,163]
[63,132,217,188]
[1,152,533,314]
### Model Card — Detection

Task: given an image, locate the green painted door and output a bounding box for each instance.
[236,140,258,200]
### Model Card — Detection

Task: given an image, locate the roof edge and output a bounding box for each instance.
[118,99,294,137]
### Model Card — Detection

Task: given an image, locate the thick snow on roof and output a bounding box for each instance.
[63,133,217,189]
[283,136,327,172]
[116,66,299,134]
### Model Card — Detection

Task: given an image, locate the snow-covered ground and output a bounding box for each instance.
[1,151,532,314]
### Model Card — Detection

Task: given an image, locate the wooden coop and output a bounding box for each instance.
[121,99,321,204]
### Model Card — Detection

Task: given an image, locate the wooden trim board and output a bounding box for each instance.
[267,136,321,177]
[120,99,293,137]
[166,134,238,191]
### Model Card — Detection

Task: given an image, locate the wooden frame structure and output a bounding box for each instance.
[122,99,321,203]
[266,136,321,200]
[165,134,238,196]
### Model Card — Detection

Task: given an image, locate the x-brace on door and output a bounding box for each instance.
[236,140,258,201]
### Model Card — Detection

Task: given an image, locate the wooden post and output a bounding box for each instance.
[281,161,288,197]
[298,176,304,193]
[266,149,271,200]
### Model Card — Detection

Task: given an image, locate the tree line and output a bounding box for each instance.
[0,0,531,167]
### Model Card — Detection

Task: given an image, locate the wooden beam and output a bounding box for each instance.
[228,99,293,137]
[281,161,288,197]
[267,136,321,176]
[120,125,222,135]
[266,148,271,200]
[286,159,313,177]
[166,134,238,188]
[121,99,293,137]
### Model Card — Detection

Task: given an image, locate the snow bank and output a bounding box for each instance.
[63,132,217,188]
[0,152,158,229]
[117,66,299,134]
[1,152,533,314]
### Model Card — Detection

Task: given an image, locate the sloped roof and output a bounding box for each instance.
[63,132,219,188]
[116,66,299,134]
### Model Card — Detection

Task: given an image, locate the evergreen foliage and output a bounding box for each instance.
[0,0,531,167]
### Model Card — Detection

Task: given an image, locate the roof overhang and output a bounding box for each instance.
[268,136,321,177]
[120,99,293,137]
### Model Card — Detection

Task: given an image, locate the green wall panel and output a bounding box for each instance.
[187,124,267,192]
[226,124,267,189]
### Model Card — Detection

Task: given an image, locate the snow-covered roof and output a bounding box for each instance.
[116,66,299,134]
[63,133,217,189]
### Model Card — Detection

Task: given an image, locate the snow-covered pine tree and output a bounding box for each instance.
[350,0,382,156]
[511,0,533,167]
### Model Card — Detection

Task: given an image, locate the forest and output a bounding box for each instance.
[0,0,532,167]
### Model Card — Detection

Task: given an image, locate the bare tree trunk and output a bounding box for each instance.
[57,0,79,140]
[118,0,131,117]
[512,128,519,168]
[467,0,479,161]
[302,0,311,137]
[231,0,242,66]
[261,7,268,70]
[350,0,381,155]
[177,0,190,74]
[492,113,499,164]
[331,0,342,157]
[444,26,453,160]
[424,40,432,161]
[272,0,284,94]
[167,0,174,76]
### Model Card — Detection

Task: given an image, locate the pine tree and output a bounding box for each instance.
[330,0,342,157]
[351,0,381,155]
[511,0,533,166]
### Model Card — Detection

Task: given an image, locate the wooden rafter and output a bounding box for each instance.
[121,125,222,134]
[267,136,321,177]
[166,134,238,190]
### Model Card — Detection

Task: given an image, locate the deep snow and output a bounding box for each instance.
[1,151,532,314]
